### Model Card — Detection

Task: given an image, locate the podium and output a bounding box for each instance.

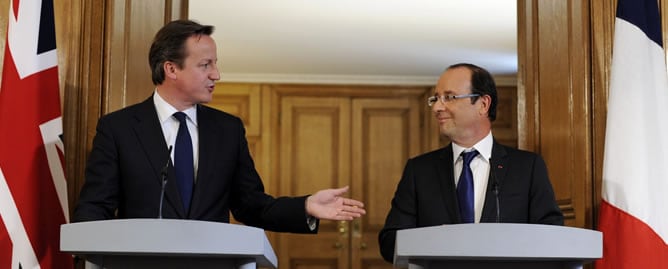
[60,219,277,269]
[394,223,602,269]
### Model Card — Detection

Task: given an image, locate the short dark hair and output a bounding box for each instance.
[447,63,498,121]
[148,20,214,85]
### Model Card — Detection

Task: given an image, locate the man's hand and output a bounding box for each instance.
[306,186,366,221]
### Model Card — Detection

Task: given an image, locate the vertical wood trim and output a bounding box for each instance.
[517,0,538,151]
[167,0,189,21]
[62,0,106,216]
[103,0,127,113]
[569,0,594,229]
[591,0,616,228]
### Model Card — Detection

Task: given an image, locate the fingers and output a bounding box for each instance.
[322,205,366,221]
[338,202,366,217]
[330,185,350,196]
[333,210,363,221]
[342,197,365,208]
[341,204,366,215]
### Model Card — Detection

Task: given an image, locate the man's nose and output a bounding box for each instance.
[432,99,445,112]
[210,65,221,81]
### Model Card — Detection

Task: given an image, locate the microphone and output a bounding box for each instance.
[489,158,500,223]
[159,145,173,219]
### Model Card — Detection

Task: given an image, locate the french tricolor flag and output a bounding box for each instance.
[596,0,668,267]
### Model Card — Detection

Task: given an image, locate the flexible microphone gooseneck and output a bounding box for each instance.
[489,158,500,223]
[159,145,173,219]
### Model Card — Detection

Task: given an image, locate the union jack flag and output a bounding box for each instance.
[0,0,72,268]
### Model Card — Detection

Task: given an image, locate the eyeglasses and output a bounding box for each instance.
[427,94,481,106]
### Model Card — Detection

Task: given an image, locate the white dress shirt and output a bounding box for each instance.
[452,131,494,223]
[153,91,199,180]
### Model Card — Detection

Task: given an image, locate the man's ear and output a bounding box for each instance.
[480,95,492,116]
[164,61,178,80]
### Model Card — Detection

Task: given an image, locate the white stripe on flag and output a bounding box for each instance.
[39,117,69,221]
[602,17,668,243]
[0,168,40,268]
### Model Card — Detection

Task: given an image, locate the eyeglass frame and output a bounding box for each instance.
[427,93,481,107]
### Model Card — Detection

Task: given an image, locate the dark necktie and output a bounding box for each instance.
[173,112,194,212]
[457,150,478,223]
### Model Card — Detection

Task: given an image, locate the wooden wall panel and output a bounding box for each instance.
[350,98,421,269]
[280,97,351,198]
[209,83,262,136]
[493,86,519,148]
[278,96,352,269]
[519,0,592,228]
[105,0,164,112]
[591,0,616,226]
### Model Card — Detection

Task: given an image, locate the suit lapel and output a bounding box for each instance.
[436,144,460,223]
[481,141,508,222]
[132,97,187,218]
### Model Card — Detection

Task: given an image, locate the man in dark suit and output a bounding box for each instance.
[378,63,563,262]
[73,20,365,233]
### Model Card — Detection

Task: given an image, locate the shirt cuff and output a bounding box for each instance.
[307,215,317,231]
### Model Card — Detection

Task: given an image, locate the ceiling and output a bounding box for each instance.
[188,0,517,85]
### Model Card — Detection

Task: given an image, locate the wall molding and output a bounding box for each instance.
[221,72,518,87]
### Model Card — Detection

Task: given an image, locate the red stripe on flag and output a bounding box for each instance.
[0,216,12,268]
[595,200,668,269]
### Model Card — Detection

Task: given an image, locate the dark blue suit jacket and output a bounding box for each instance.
[73,97,315,233]
[378,142,563,262]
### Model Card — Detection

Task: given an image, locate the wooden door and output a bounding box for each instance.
[275,94,423,268]
[277,96,352,269]
[350,98,422,269]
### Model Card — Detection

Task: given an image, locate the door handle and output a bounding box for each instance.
[338,220,347,235]
[334,221,347,249]
[352,220,361,234]
[352,220,367,250]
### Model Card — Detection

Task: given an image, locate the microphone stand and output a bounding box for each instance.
[159,146,173,219]
[489,158,500,223]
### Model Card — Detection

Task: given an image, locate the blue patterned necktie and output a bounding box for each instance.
[173,112,194,212]
[457,150,478,223]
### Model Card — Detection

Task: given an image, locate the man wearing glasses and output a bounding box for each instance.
[378,63,563,263]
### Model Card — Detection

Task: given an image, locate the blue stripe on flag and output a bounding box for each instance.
[616,0,663,46]
[37,0,56,54]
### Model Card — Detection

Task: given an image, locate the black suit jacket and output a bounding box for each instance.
[378,142,563,262]
[73,97,315,233]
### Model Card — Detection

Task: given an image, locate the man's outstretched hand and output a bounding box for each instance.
[306,186,366,221]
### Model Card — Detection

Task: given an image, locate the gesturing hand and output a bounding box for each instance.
[306,186,366,221]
